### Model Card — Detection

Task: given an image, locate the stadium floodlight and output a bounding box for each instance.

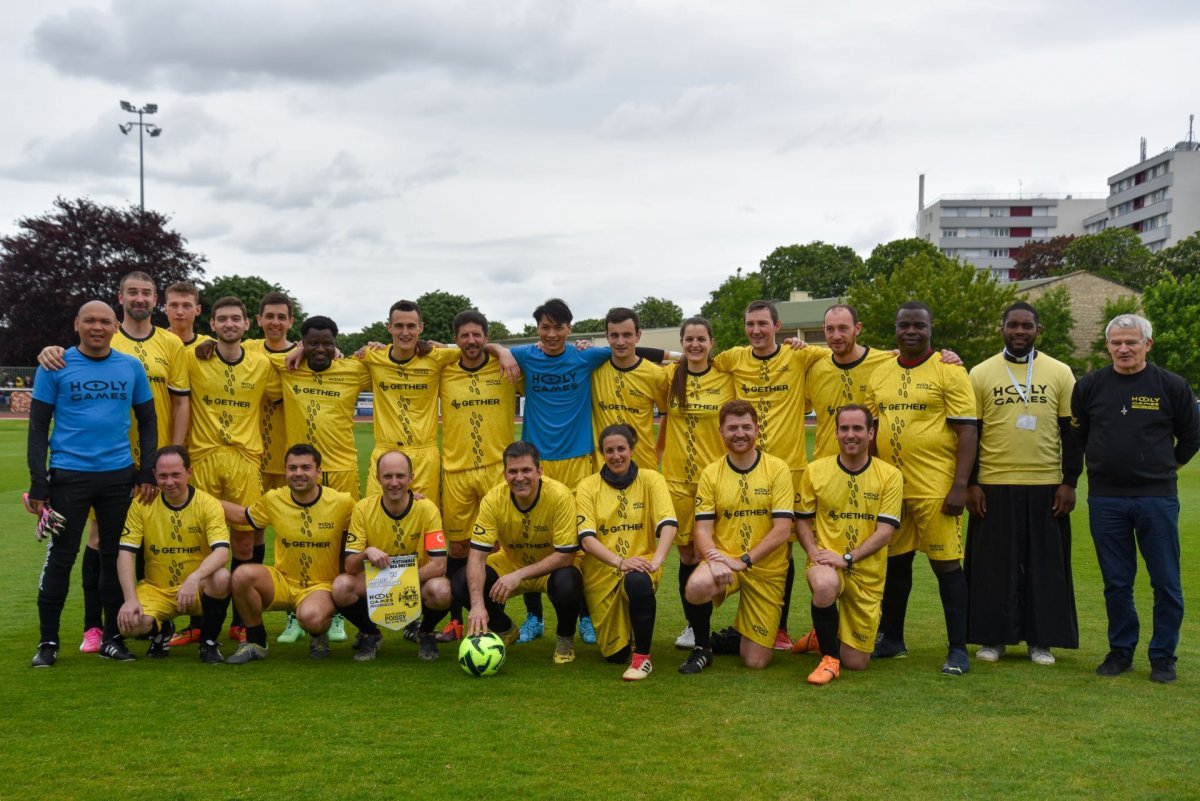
[117,101,163,212]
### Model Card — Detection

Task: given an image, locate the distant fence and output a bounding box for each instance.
[1,367,37,413]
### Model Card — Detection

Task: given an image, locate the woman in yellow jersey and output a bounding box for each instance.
[577,425,677,680]
[655,317,735,649]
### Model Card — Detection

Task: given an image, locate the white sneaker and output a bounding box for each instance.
[674,626,695,649]
[1029,646,1055,666]
[976,644,1005,662]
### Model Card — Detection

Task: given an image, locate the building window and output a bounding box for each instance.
[988,249,1009,258]
[1032,206,1049,216]
[988,207,1008,217]
[963,207,982,217]
[1032,227,1049,236]
[942,207,959,217]
[941,229,959,238]
[1010,206,1032,217]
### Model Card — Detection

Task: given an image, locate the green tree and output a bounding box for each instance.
[1029,284,1083,374]
[700,269,763,354]
[757,242,865,300]
[520,322,538,337]
[1010,235,1075,280]
[863,238,941,284]
[1064,228,1161,290]
[487,320,512,341]
[846,253,1018,368]
[632,296,683,329]
[0,196,206,364]
[415,290,474,344]
[1087,295,1141,371]
[572,317,605,334]
[1154,231,1200,279]
[1142,274,1200,388]
[200,274,304,340]
[337,321,389,355]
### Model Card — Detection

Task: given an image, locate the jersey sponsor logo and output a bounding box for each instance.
[598,401,642,414]
[879,402,928,412]
[148,544,203,555]
[378,380,429,392]
[1130,395,1160,411]
[278,537,332,549]
[531,370,579,392]
[68,379,131,401]
[292,385,342,398]
[450,398,501,409]
[740,383,789,394]
[722,508,768,519]
[827,510,876,522]
[201,394,253,408]
[863,491,879,500]
[754,487,769,496]
[597,521,644,535]
[990,384,1051,405]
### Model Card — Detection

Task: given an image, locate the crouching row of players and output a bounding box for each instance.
[121,400,898,685]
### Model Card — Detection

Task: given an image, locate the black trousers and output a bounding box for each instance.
[37,467,135,643]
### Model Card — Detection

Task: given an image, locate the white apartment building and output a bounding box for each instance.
[1087,145,1200,252]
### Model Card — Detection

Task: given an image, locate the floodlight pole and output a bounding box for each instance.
[119,102,161,212]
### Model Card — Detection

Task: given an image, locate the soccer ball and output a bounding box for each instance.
[458,632,506,677]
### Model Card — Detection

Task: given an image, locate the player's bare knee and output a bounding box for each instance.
[423,577,452,608]
[741,645,773,670]
[203,569,232,599]
[298,605,332,634]
[841,647,870,671]
[677,543,698,565]
[684,567,717,604]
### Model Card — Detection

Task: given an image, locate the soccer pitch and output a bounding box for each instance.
[1,419,1196,800]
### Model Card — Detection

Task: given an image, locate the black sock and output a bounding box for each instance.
[880,551,916,641]
[812,602,840,658]
[230,557,251,627]
[337,595,380,636]
[446,556,467,623]
[246,624,267,647]
[936,566,969,650]
[624,573,656,655]
[200,593,230,643]
[779,555,795,633]
[523,592,543,619]
[252,544,266,564]
[147,619,159,639]
[678,560,697,612]
[81,546,103,631]
[686,600,713,649]
[419,602,449,634]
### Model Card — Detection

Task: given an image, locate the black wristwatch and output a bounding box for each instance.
[843,552,854,569]
[740,553,753,570]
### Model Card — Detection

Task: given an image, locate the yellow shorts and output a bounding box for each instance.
[486,550,570,596]
[582,555,662,657]
[320,469,362,501]
[668,481,697,546]
[541,455,592,493]
[825,569,883,654]
[712,565,785,649]
[892,497,963,560]
[368,443,440,503]
[192,448,263,530]
[261,472,286,492]
[442,464,504,542]
[264,565,333,612]
[136,581,203,622]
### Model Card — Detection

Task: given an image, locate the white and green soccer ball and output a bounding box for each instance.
[458,632,506,677]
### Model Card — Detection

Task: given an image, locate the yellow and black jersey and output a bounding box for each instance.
[186,347,281,461]
[246,486,354,586]
[576,468,676,557]
[695,451,794,572]
[277,359,370,473]
[805,347,894,460]
[179,333,214,351]
[113,326,189,459]
[345,492,446,565]
[470,477,579,565]
[656,364,736,484]
[120,486,228,590]
[866,352,976,498]
[244,340,295,475]
[439,354,518,472]
[359,347,460,450]
[590,358,669,469]
[712,345,825,472]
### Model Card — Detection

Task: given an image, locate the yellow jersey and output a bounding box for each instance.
[359,347,460,450]
[576,467,676,558]
[186,347,281,461]
[656,364,736,484]
[277,359,370,473]
[590,358,670,469]
[179,332,214,351]
[469,477,579,565]
[866,353,976,498]
[805,346,894,460]
[439,354,518,472]
[695,451,794,572]
[113,326,189,460]
[796,456,903,587]
[244,339,295,475]
[712,345,824,472]
[119,486,229,591]
[246,486,354,586]
[345,492,447,566]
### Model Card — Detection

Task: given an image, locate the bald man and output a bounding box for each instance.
[27,300,158,667]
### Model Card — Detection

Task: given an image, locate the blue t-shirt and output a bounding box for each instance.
[32,347,154,472]
[512,344,611,460]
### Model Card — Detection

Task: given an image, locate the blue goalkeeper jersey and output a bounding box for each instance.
[511,344,611,461]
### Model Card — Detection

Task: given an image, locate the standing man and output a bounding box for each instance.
[246,291,299,493]
[866,301,978,676]
[116,446,233,663]
[795,405,903,684]
[164,281,211,351]
[678,400,795,674]
[435,310,517,643]
[332,450,451,662]
[966,302,1081,666]
[590,307,669,470]
[27,300,157,667]
[452,442,584,664]
[1072,313,1199,683]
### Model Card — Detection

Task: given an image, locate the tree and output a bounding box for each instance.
[863,238,942,284]
[1010,235,1075,280]
[0,196,206,364]
[1142,274,1200,388]
[487,320,512,341]
[1087,295,1141,371]
[520,322,538,337]
[200,274,304,340]
[338,321,389,355]
[846,253,1018,369]
[632,296,683,329]
[415,290,474,344]
[700,269,763,354]
[572,317,605,334]
[757,242,866,301]
[1155,231,1200,279]
[1064,228,1161,290]
[1029,284,1084,374]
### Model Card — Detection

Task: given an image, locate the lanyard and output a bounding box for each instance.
[1002,350,1035,408]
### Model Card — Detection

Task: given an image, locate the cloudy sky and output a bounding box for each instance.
[3,1,1197,333]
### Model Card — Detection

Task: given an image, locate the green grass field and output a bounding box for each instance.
[1,419,1196,800]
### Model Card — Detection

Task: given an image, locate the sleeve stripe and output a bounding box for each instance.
[168,386,190,395]
[344,547,363,554]
[795,511,816,519]
[210,541,230,550]
[554,545,581,553]
[578,530,597,540]
[695,513,717,521]
[118,544,139,553]
[244,509,263,530]
[654,518,678,536]
[878,515,901,527]
[427,549,447,556]
[772,510,795,519]
[946,415,978,423]
[470,541,493,552]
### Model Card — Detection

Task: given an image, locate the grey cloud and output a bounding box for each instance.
[598,84,739,139]
[777,117,885,154]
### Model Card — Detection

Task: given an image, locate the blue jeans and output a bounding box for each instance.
[1088,495,1183,662]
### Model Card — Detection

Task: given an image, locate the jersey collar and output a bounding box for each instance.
[162,485,196,511]
[725,450,762,475]
[510,481,543,514]
[380,491,414,521]
[290,486,324,508]
[836,456,872,476]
